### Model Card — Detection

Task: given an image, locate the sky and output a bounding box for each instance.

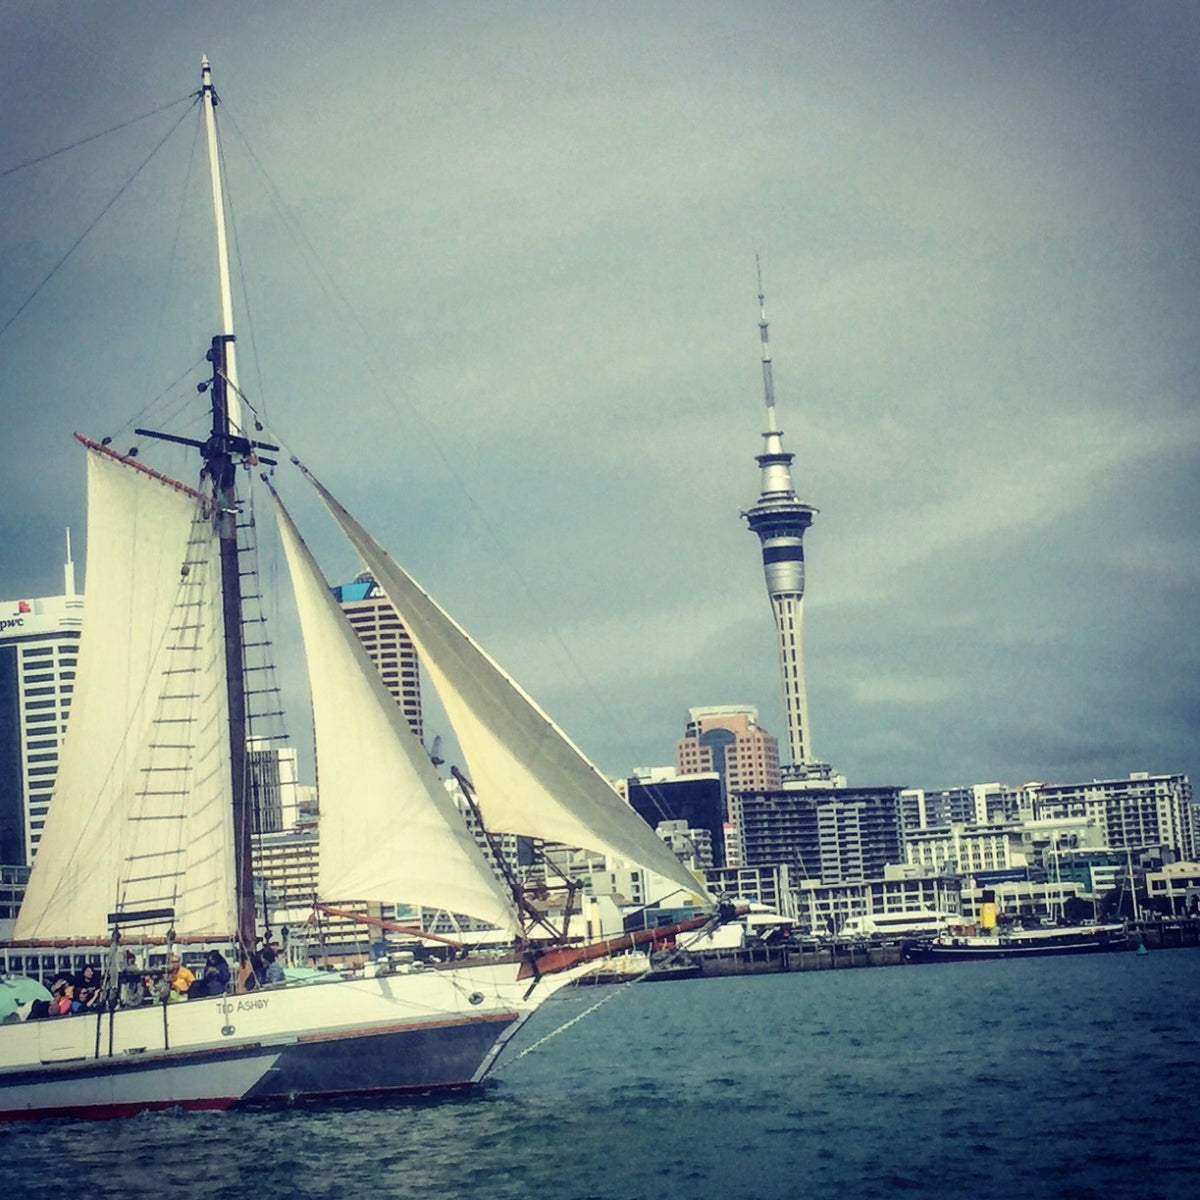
[1,2,1198,794]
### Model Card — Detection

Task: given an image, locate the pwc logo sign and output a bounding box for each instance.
[0,601,32,633]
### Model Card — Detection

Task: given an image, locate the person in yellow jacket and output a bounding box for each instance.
[167,955,195,1001]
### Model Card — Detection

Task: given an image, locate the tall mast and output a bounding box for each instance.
[135,60,277,950]
[200,56,242,430]
[200,56,253,948]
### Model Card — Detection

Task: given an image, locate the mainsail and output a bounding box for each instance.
[300,467,711,904]
[15,444,237,941]
[272,492,521,932]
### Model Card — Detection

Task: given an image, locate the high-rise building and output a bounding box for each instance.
[1025,773,1194,860]
[740,268,825,781]
[247,737,302,835]
[675,706,781,799]
[332,573,423,740]
[734,785,904,885]
[0,541,82,864]
[624,768,728,868]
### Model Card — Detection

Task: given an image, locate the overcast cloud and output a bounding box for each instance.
[1,2,1197,793]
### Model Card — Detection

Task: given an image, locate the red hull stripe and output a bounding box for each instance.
[1,1095,238,1123]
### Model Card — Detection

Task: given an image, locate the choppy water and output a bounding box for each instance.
[3,950,1197,1199]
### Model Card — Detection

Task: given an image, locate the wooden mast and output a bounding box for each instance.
[200,57,255,949]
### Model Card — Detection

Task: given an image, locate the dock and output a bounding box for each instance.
[682,918,1200,977]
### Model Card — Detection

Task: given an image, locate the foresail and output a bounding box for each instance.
[272,492,521,934]
[15,444,237,941]
[301,468,711,904]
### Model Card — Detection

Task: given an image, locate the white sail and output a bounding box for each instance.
[15,445,237,940]
[301,468,711,904]
[272,492,522,934]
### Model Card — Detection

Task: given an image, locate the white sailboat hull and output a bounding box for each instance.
[0,962,551,1122]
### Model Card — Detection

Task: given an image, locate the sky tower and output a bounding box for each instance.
[741,263,825,782]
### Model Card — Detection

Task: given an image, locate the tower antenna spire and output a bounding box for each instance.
[756,252,779,432]
[741,262,829,782]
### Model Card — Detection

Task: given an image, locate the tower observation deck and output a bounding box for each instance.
[741,267,823,779]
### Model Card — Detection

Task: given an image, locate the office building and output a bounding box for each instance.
[332,573,423,740]
[247,738,302,835]
[676,706,781,800]
[0,543,82,864]
[734,785,903,885]
[624,767,727,868]
[899,783,1010,833]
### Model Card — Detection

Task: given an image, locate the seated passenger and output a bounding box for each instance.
[74,964,103,1012]
[119,951,147,1007]
[190,950,231,998]
[238,951,260,992]
[167,955,195,1002]
[260,945,286,985]
[48,974,73,1016]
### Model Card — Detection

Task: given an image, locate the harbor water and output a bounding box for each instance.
[2,949,1197,1198]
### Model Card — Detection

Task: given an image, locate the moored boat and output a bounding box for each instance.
[902,922,1129,963]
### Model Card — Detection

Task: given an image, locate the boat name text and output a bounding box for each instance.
[219,998,270,1013]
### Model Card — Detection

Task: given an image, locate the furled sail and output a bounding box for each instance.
[272,491,522,934]
[300,467,711,904]
[15,443,237,940]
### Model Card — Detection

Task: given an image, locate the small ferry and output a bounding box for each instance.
[840,911,957,940]
[902,922,1129,963]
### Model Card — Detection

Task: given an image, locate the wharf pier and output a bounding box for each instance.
[685,918,1200,977]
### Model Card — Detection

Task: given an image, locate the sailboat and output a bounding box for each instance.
[0,59,719,1121]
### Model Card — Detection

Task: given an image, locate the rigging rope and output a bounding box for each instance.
[504,918,721,1067]
[0,97,199,344]
[0,93,195,178]
[506,974,640,1064]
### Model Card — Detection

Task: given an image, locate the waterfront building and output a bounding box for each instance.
[1024,773,1194,860]
[656,819,714,871]
[1145,862,1200,916]
[734,785,903,885]
[0,544,82,865]
[794,868,962,936]
[903,822,1028,877]
[702,863,797,920]
[332,573,423,741]
[957,877,1087,924]
[540,844,701,912]
[623,768,728,868]
[676,707,781,799]
[740,270,833,783]
[1050,850,1149,901]
[1014,814,1107,866]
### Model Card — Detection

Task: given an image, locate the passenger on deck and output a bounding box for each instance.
[190,950,231,998]
[48,974,73,1016]
[167,955,195,1002]
[238,951,261,992]
[74,964,103,1012]
[260,944,286,985]
[119,950,148,1007]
